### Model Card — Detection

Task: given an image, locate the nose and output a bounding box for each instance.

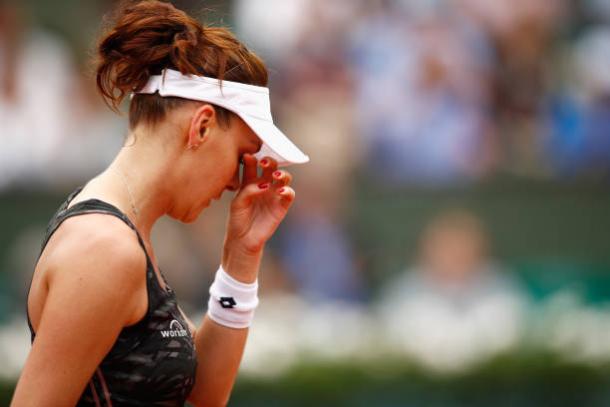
[226,168,240,191]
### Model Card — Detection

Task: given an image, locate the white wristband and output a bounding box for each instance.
[207,265,259,329]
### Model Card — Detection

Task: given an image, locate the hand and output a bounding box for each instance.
[222,155,295,279]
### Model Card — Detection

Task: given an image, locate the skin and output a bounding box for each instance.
[11,101,296,407]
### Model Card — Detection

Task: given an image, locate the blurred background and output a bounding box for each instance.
[1,0,610,405]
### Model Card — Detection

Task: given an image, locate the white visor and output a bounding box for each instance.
[134,69,309,166]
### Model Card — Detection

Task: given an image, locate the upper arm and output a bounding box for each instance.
[12,219,146,406]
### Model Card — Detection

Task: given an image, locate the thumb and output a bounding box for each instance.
[231,182,270,210]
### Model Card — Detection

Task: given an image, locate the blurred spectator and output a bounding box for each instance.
[0,2,74,189]
[274,86,365,302]
[234,0,310,61]
[349,1,495,185]
[543,26,610,176]
[235,0,359,63]
[377,209,528,372]
[274,86,364,303]
[277,207,365,304]
[476,0,567,176]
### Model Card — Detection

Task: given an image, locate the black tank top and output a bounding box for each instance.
[26,186,198,406]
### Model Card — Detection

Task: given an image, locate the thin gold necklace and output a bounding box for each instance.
[115,166,139,221]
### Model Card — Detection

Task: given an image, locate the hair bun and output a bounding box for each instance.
[95,0,268,121]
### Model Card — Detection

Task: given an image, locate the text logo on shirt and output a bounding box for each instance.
[160,319,189,338]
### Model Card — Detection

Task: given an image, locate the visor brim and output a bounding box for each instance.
[241,117,310,167]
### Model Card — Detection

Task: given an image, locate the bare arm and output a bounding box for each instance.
[11,217,146,406]
[188,155,294,406]
[191,316,251,404]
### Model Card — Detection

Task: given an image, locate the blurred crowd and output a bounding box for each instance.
[236,0,610,184]
[1,0,609,189]
[1,0,609,378]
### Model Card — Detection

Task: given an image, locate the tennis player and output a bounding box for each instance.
[11,1,308,405]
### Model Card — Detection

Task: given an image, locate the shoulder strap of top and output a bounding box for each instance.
[36,186,83,254]
[38,187,151,264]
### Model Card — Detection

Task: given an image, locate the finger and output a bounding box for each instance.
[259,157,278,183]
[231,181,270,210]
[242,154,258,185]
[275,185,296,209]
[271,170,293,188]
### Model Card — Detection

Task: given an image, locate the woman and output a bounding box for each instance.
[11,1,308,406]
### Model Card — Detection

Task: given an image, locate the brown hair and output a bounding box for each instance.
[95,0,268,129]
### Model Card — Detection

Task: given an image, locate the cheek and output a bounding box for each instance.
[220,154,240,182]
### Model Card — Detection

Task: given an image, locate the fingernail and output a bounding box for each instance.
[260,159,269,166]
[278,187,286,194]
[259,183,270,190]
[273,171,282,178]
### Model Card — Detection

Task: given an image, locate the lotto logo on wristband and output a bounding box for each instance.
[208,266,258,328]
[219,297,237,309]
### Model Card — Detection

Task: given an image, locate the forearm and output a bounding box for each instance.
[190,315,249,407]
[189,250,262,406]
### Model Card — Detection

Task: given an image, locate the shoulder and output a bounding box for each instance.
[46,212,146,293]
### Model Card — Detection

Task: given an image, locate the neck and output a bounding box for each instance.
[105,132,172,241]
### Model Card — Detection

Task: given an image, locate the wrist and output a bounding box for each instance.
[222,242,263,284]
[207,265,259,329]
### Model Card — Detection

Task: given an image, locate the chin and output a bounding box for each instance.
[183,215,199,224]
[168,206,197,224]
[180,201,210,223]
[183,208,201,223]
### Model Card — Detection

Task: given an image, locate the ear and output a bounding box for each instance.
[186,104,217,150]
